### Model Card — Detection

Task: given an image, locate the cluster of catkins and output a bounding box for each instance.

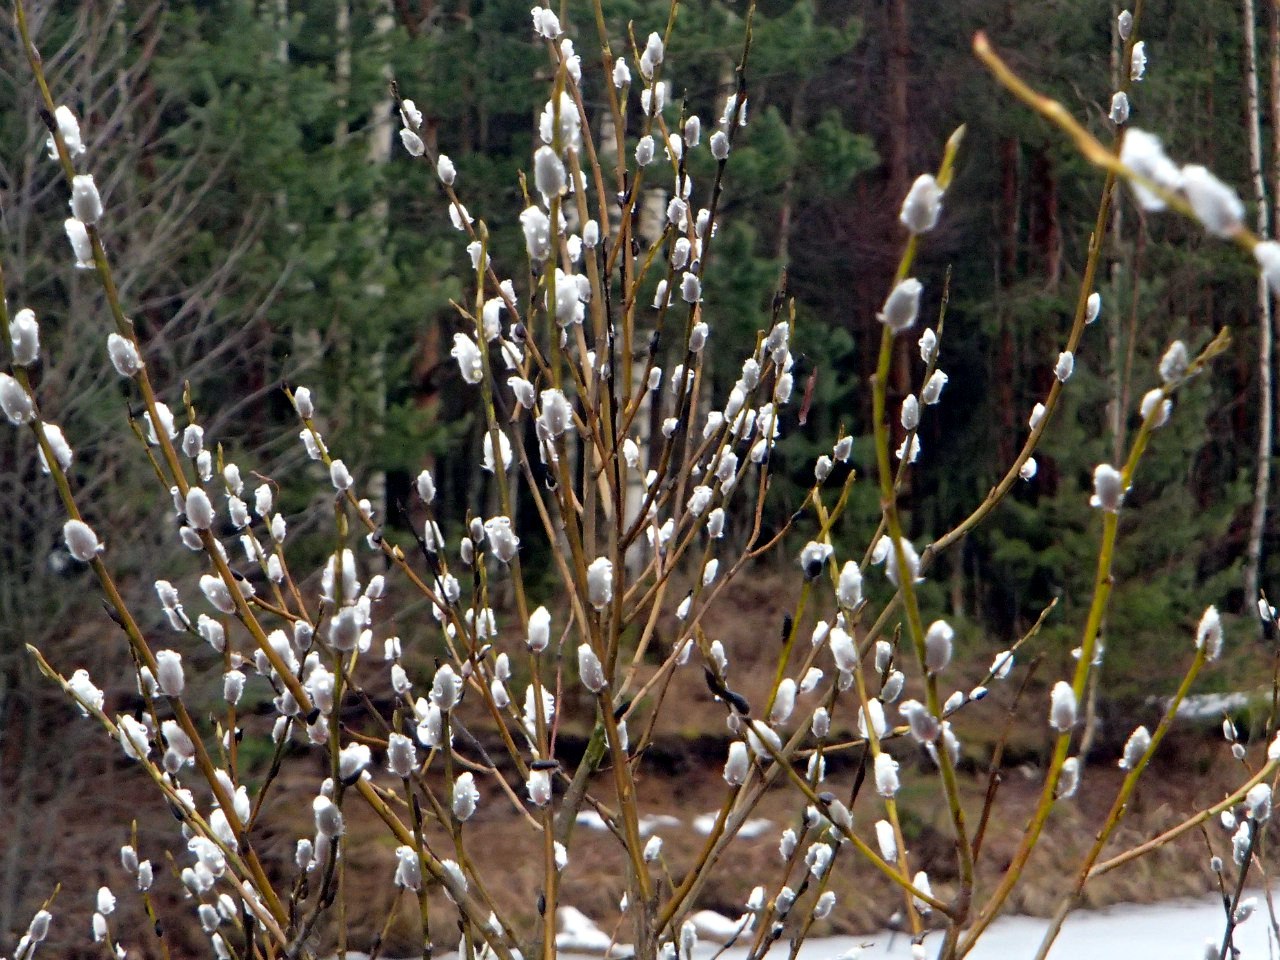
[15,5,1280,960]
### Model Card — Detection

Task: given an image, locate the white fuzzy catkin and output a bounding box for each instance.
[811,707,831,739]
[1109,92,1130,125]
[105,333,142,377]
[1247,783,1272,822]
[539,388,573,437]
[482,430,512,473]
[338,743,371,781]
[1049,681,1077,731]
[1181,165,1244,238]
[1090,464,1124,512]
[387,733,417,778]
[185,488,215,530]
[1130,40,1147,81]
[924,620,954,673]
[223,670,245,705]
[51,104,84,158]
[1119,128,1182,210]
[913,871,934,913]
[520,206,551,261]
[484,516,520,563]
[70,174,103,224]
[578,643,607,692]
[1141,389,1172,427]
[526,769,552,806]
[144,403,176,445]
[526,605,551,653]
[1159,340,1189,383]
[857,699,887,741]
[875,820,898,861]
[874,752,900,797]
[901,394,920,431]
[313,796,344,837]
[155,649,185,697]
[1058,757,1080,798]
[200,575,237,617]
[1196,606,1223,660]
[28,909,52,942]
[38,423,72,474]
[879,278,923,333]
[533,145,567,199]
[1255,241,1280,295]
[10,308,39,365]
[430,664,461,711]
[69,670,105,715]
[65,217,92,267]
[117,715,150,760]
[0,374,35,425]
[724,741,749,785]
[990,650,1014,679]
[1055,351,1074,382]
[882,670,905,702]
[399,99,422,129]
[587,557,613,608]
[922,369,948,405]
[799,540,834,578]
[872,535,921,587]
[919,328,937,363]
[900,174,944,233]
[435,154,457,186]
[399,128,424,156]
[1119,725,1150,769]
[450,334,483,384]
[770,679,796,723]
[829,626,856,672]
[702,558,719,586]
[452,772,479,820]
[837,561,863,608]
[63,519,103,561]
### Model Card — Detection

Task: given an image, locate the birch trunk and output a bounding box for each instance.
[1244,0,1272,619]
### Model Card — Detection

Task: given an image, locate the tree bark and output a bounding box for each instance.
[886,0,911,204]
[1245,0,1273,619]
[1029,147,1062,288]
[995,137,1019,467]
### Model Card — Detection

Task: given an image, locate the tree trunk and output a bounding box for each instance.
[995,137,1019,467]
[776,81,806,267]
[886,0,911,205]
[1245,0,1273,619]
[1029,147,1062,288]
[367,4,397,522]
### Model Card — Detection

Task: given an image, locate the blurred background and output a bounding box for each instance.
[1,0,1273,953]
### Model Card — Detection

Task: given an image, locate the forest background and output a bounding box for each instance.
[1,0,1276,952]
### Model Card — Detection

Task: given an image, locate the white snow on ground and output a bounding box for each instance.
[575,809,611,831]
[736,818,775,839]
[728,892,1276,959]
[1175,691,1255,721]
[691,812,774,837]
[688,909,752,942]
[334,891,1276,959]
[555,906,627,955]
[578,810,777,840]
[638,813,683,836]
